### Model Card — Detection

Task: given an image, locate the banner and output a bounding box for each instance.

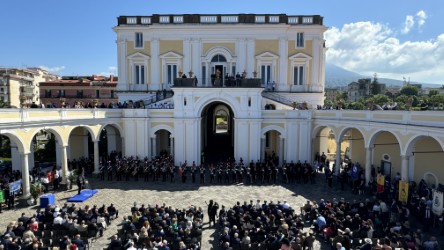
[377,174,385,193]
[9,180,22,195]
[432,190,443,216]
[398,181,409,203]
[0,190,4,203]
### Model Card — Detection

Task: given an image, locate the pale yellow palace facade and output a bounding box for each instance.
[0,14,443,199]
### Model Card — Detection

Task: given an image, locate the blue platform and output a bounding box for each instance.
[67,189,98,202]
[40,193,55,208]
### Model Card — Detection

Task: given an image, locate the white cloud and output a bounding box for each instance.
[416,10,427,28]
[401,15,414,34]
[401,10,427,34]
[98,66,117,76]
[39,65,65,73]
[325,21,444,84]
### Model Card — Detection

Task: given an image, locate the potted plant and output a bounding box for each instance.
[29,182,43,206]
[67,171,78,190]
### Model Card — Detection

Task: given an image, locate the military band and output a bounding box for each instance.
[98,155,320,186]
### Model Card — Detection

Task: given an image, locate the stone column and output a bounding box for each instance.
[170,136,174,157]
[21,153,31,198]
[401,155,409,181]
[246,38,255,77]
[365,146,373,185]
[151,137,157,157]
[261,136,266,161]
[117,39,128,91]
[61,145,69,184]
[335,140,342,175]
[150,38,160,90]
[183,38,191,75]
[93,140,100,174]
[279,137,285,166]
[278,37,288,90]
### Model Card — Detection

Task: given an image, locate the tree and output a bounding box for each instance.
[430,94,444,109]
[428,89,439,97]
[336,91,348,102]
[371,73,380,95]
[350,102,364,110]
[400,85,419,96]
[372,94,390,106]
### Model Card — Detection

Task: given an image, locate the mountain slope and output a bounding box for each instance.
[325,63,438,88]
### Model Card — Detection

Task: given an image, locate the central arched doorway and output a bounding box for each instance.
[201,102,234,164]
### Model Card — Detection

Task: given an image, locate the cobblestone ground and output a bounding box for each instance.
[1,175,443,250]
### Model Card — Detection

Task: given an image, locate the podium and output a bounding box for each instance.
[40,194,55,208]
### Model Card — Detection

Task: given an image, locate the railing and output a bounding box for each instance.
[313,110,444,128]
[42,95,115,99]
[142,91,174,108]
[119,14,323,25]
[172,77,262,88]
[262,92,294,107]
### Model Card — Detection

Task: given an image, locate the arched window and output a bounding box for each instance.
[214,108,229,133]
[211,54,227,62]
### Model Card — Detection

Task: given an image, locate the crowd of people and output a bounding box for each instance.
[108,203,203,250]
[0,202,118,250]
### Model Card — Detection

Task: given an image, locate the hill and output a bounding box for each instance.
[325,63,438,88]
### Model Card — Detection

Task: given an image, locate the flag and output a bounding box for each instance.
[398,181,409,203]
[432,190,443,216]
[377,174,385,193]
[351,164,359,180]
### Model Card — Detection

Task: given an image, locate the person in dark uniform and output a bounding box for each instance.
[76,174,85,195]
[5,185,15,209]
[217,166,223,184]
[209,164,215,184]
[191,164,196,184]
[199,164,205,184]
[169,165,175,183]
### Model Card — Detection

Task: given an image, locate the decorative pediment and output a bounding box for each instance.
[127,52,150,60]
[255,51,279,59]
[159,51,183,59]
[288,52,312,60]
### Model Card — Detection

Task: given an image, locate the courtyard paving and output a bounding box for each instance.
[1,175,442,249]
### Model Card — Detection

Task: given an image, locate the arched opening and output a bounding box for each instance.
[31,130,57,173]
[201,102,234,164]
[408,136,444,184]
[99,125,123,161]
[312,127,337,167]
[370,131,401,179]
[154,129,172,157]
[0,135,13,172]
[68,127,94,174]
[338,128,365,166]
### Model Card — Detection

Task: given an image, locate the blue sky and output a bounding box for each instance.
[0,0,443,84]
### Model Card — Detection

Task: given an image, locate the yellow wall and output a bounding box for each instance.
[68,128,88,159]
[160,40,184,55]
[127,41,151,56]
[349,129,365,165]
[372,132,401,179]
[255,40,279,55]
[203,43,235,55]
[413,137,444,184]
